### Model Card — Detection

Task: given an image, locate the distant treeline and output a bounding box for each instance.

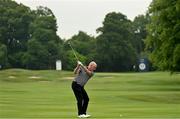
[0,0,179,72]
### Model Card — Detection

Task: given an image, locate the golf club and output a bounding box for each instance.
[68,41,79,61]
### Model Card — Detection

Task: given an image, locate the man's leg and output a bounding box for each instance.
[81,88,89,114]
[72,82,83,115]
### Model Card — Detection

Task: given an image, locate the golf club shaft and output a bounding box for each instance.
[68,42,79,61]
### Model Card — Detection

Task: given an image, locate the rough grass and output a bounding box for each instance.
[0,69,180,118]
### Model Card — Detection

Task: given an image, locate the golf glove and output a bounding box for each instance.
[77,61,83,66]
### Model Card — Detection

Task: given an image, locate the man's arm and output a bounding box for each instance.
[77,61,93,76]
[74,63,80,74]
[79,64,93,76]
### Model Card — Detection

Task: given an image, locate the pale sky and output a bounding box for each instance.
[14,0,152,39]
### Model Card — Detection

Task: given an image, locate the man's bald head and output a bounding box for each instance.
[88,61,97,71]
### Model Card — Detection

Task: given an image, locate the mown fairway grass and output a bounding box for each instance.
[0,69,180,119]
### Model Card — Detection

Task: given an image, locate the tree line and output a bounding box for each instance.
[0,0,179,72]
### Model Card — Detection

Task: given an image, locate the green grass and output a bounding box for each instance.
[0,69,180,119]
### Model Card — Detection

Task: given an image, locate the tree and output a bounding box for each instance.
[0,43,8,68]
[62,31,96,70]
[132,14,150,54]
[23,39,48,69]
[145,0,180,71]
[0,0,34,67]
[24,6,62,69]
[0,1,63,69]
[96,12,137,71]
[68,31,96,61]
[62,50,87,70]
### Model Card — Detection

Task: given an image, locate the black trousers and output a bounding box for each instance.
[72,81,89,115]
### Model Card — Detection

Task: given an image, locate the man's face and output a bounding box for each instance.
[88,62,97,71]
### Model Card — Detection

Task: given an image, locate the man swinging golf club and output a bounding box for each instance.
[72,61,97,118]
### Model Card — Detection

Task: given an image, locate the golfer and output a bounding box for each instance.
[72,61,97,118]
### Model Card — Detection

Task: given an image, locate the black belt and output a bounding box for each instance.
[72,81,83,87]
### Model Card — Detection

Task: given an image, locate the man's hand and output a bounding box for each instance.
[74,61,81,74]
[77,61,83,66]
